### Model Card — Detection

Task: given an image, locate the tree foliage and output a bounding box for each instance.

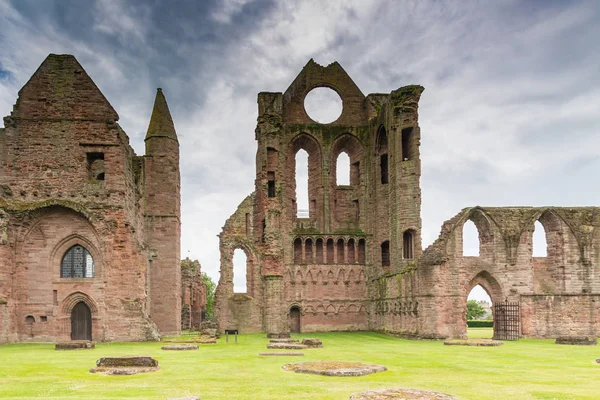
[466,299,486,320]
[202,272,216,320]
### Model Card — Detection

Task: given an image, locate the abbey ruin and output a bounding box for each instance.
[0,55,598,343]
[214,60,600,339]
[0,54,181,343]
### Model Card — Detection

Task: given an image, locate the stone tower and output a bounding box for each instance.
[0,54,182,342]
[215,60,424,335]
[144,89,182,335]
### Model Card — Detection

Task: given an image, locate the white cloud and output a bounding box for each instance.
[1,0,599,285]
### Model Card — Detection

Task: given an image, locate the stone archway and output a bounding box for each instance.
[464,271,503,338]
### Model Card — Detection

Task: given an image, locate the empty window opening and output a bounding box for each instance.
[401,127,414,161]
[61,245,94,278]
[403,230,414,259]
[25,315,35,325]
[304,87,343,124]
[380,154,389,184]
[305,239,313,264]
[336,151,350,185]
[351,161,360,185]
[261,219,266,243]
[267,172,276,198]
[463,220,480,256]
[532,220,547,257]
[381,241,390,266]
[293,238,303,264]
[87,152,105,181]
[232,249,247,293]
[326,239,334,264]
[377,126,389,184]
[267,147,278,170]
[358,239,366,264]
[40,316,48,322]
[347,239,356,264]
[315,238,324,264]
[337,239,345,264]
[295,150,309,218]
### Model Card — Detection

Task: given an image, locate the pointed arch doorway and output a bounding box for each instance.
[289,306,301,333]
[71,301,92,340]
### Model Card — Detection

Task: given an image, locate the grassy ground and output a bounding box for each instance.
[0,329,598,399]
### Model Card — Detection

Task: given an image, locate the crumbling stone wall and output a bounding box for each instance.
[216,60,424,335]
[0,54,180,343]
[418,206,600,339]
[216,58,600,340]
[181,258,206,330]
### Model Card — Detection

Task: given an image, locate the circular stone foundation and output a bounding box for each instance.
[349,388,458,400]
[282,361,386,377]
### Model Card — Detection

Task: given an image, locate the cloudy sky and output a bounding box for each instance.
[1,0,599,299]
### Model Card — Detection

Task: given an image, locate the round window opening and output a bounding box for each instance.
[304,87,343,124]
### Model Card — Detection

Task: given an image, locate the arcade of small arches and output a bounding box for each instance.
[289,303,368,316]
[288,266,366,285]
[293,236,366,265]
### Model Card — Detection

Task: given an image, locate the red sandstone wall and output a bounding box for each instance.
[0,54,178,342]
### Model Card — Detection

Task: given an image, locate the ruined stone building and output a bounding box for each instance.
[215,59,600,339]
[0,54,181,343]
[181,258,207,330]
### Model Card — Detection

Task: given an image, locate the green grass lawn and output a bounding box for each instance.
[0,329,598,399]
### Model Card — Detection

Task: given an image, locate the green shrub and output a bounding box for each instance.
[467,320,493,328]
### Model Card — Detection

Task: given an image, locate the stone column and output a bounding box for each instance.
[265,276,288,338]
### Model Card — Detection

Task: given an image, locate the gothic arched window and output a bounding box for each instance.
[61,245,94,278]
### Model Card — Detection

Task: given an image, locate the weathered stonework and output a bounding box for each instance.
[181,258,207,330]
[215,59,600,339]
[0,54,181,343]
[215,60,422,335]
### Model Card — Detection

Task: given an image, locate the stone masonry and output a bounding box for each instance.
[181,258,207,330]
[215,60,423,335]
[215,59,600,339]
[0,54,181,343]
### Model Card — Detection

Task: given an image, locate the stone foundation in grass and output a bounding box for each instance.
[555,336,597,345]
[167,397,200,400]
[267,333,291,339]
[444,339,503,347]
[90,356,159,375]
[349,388,458,400]
[55,341,95,350]
[301,338,323,348]
[161,344,199,350]
[282,361,386,377]
[269,338,299,343]
[259,352,304,356]
[267,343,307,350]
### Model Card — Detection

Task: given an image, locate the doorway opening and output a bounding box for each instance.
[71,301,92,340]
[289,306,301,333]
[466,285,493,338]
